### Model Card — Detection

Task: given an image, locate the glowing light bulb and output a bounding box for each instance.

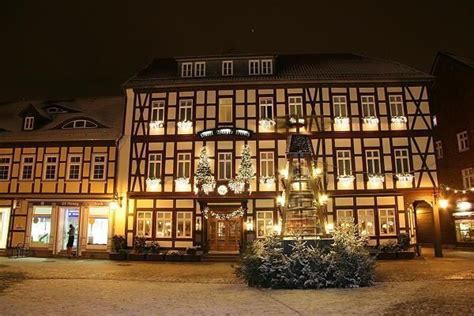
[439,199,449,209]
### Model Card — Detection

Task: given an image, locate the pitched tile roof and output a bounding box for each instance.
[125,53,432,88]
[0,96,124,143]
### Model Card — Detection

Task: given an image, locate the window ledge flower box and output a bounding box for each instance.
[363,116,380,125]
[228,179,245,194]
[146,178,161,191]
[259,176,275,185]
[177,120,193,129]
[337,174,355,186]
[396,173,414,182]
[149,120,164,129]
[288,116,305,127]
[391,116,407,124]
[334,116,350,126]
[175,177,190,189]
[368,174,385,185]
[259,118,276,129]
[200,179,216,195]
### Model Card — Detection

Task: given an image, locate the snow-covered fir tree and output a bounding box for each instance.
[236,144,255,184]
[195,147,215,194]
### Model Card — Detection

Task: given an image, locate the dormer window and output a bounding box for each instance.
[62,119,98,129]
[46,106,67,114]
[261,59,273,75]
[194,62,206,77]
[24,116,35,130]
[181,63,193,77]
[222,61,233,76]
[249,60,260,75]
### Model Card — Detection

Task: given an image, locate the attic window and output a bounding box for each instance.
[46,106,67,114]
[24,116,35,130]
[62,119,98,129]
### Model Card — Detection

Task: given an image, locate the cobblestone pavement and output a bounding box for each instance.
[0,248,473,315]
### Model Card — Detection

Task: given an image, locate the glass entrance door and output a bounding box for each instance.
[0,208,11,249]
[57,208,80,252]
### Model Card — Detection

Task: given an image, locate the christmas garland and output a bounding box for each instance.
[202,206,245,220]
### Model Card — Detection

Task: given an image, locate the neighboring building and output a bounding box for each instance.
[120,53,438,252]
[431,52,474,246]
[0,97,124,257]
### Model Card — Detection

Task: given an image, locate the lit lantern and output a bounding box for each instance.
[438,199,449,209]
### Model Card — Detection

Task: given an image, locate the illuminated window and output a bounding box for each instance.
[176,212,192,238]
[358,209,375,236]
[67,155,82,180]
[365,150,381,174]
[337,209,353,226]
[178,99,193,122]
[256,211,273,238]
[222,61,233,76]
[43,155,58,180]
[218,98,233,122]
[177,153,191,178]
[194,61,206,77]
[260,152,274,177]
[136,211,152,238]
[259,97,274,120]
[361,95,376,117]
[156,212,172,238]
[20,156,35,180]
[336,150,352,176]
[148,153,162,179]
[455,220,474,243]
[389,95,404,117]
[394,149,410,173]
[31,206,52,245]
[91,154,106,180]
[288,96,303,117]
[379,209,396,235]
[249,60,260,75]
[87,207,109,245]
[0,156,11,181]
[435,141,443,159]
[181,62,193,77]
[151,100,165,122]
[333,95,348,117]
[462,168,474,189]
[261,59,273,75]
[24,116,35,130]
[218,152,232,180]
[457,131,469,152]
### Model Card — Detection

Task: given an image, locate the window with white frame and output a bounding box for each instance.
[218,98,233,122]
[222,60,233,76]
[176,212,192,238]
[67,155,82,180]
[181,62,193,77]
[358,209,375,236]
[62,119,98,129]
[259,97,274,120]
[148,153,162,179]
[194,61,206,77]
[261,59,273,75]
[457,131,469,152]
[20,155,35,180]
[394,149,410,174]
[156,212,172,238]
[43,155,58,180]
[24,116,35,130]
[333,95,348,117]
[218,152,232,180]
[435,141,443,159]
[462,168,474,189]
[249,60,260,75]
[31,206,52,244]
[151,100,165,122]
[361,95,376,117]
[366,150,381,174]
[136,211,152,238]
[256,211,274,238]
[0,156,11,180]
[336,150,352,176]
[178,99,193,122]
[337,209,353,226]
[260,152,274,177]
[91,154,106,180]
[288,96,303,117]
[177,153,191,178]
[379,209,396,235]
[389,95,404,117]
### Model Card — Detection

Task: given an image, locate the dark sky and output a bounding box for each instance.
[1,0,473,101]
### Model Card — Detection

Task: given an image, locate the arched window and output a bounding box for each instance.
[46,106,67,114]
[62,119,98,129]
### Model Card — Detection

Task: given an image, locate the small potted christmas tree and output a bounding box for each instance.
[195,147,216,195]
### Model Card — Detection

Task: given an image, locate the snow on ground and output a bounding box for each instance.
[0,248,473,315]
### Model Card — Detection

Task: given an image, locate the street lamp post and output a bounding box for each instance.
[432,190,443,258]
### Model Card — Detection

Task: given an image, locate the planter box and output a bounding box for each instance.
[376,251,415,260]
[109,253,128,260]
[165,254,183,262]
[396,251,415,259]
[128,253,147,261]
[183,254,201,262]
[147,253,165,261]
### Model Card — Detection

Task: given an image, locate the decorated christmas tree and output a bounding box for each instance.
[195,147,215,194]
[229,144,255,194]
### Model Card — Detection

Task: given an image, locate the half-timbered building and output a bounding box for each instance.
[120,53,438,253]
[0,97,123,257]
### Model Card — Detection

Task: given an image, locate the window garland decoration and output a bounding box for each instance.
[202,206,245,220]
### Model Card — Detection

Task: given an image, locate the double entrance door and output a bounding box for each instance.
[208,218,241,252]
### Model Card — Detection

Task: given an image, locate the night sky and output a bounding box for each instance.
[2,0,473,101]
